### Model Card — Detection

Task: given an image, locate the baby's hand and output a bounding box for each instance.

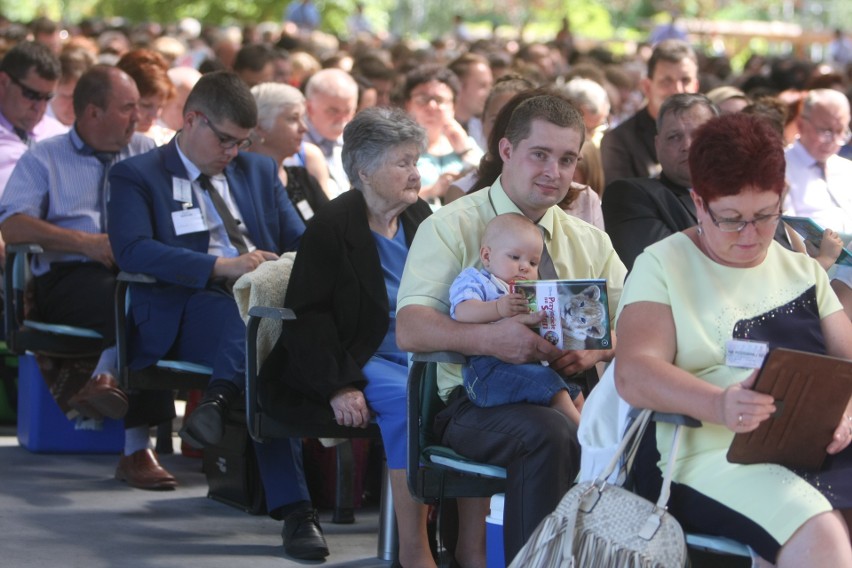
[497,293,530,318]
[818,229,843,261]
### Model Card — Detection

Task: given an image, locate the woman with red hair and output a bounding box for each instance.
[614,113,852,566]
[116,49,176,145]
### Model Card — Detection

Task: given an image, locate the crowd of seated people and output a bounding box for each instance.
[1,9,852,567]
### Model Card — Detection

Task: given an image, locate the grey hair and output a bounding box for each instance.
[342,107,426,190]
[656,93,719,130]
[560,77,610,117]
[802,88,850,116]
[251,82,305,131]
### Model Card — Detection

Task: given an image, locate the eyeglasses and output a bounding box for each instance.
[410,94,452,107]
[198,113,252,150]
[705,204,782,232]
[802,113,852,145]
[7,73,54,102]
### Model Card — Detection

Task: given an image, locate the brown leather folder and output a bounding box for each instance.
[727,348,852,471]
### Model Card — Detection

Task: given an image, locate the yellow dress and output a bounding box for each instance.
[617,232,844,552]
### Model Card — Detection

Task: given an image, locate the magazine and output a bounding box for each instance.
[782,215,852,267]
[511,279,612,350]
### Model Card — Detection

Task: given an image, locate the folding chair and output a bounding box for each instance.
[410,352,752,567]
[246,305,397,562]
[4,244,104,357]
[114,272,212,392]
[406,352,507,501]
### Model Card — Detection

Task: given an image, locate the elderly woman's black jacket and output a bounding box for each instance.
[259,188,432,411]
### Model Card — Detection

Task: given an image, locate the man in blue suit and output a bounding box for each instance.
[107,72,328,561]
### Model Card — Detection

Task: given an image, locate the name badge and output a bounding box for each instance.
[172,208,206,236]
[172,176,193,204]
[295,199,314,221]
[725,339,769,369]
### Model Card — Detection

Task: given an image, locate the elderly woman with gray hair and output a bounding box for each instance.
[249,82,329,223]
[261,107,440,567]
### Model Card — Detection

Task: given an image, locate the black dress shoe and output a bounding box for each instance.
[282,508,329,560]
[178,394,228,449]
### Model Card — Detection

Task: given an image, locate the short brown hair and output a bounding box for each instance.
[689,113,785,202]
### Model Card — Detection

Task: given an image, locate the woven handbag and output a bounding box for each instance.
[509,409,688,568]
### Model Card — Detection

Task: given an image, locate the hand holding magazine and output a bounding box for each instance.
[511,279,611,350]
[782,215,852,267]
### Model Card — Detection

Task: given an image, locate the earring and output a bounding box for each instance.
[696,222,703,236]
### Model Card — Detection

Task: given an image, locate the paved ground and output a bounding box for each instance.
[0,426,393,568]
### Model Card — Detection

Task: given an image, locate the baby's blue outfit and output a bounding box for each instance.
[449,267,581,408]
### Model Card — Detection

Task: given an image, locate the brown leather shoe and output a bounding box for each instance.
[115,449,178,490]
[68,373,129,420]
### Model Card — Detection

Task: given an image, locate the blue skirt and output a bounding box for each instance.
[362,352,408,469]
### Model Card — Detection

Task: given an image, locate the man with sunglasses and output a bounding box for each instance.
[0,41,67,195]
[784,88,852,236]
[107,72,328,561]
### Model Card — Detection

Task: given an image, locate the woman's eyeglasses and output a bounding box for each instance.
[705,205,782,232]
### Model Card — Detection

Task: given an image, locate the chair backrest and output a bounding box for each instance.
[407,354,507,501]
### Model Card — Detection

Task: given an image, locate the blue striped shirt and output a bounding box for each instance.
[0,127,155,275]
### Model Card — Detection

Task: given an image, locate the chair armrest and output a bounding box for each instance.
[411,351,467,365]
[627,407,702,428]
[6,243,45,255]
[248,305,295,321]
[117,271,156,284]
[245,306,295,442]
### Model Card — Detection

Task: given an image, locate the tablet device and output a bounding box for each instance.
[727,347,852,471]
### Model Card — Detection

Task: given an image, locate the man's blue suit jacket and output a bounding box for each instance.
[107,137,305,370]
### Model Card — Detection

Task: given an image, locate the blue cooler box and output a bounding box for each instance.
[17,354,124,453]
[486,493,505,568]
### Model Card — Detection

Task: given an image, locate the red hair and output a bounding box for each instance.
[689,113,785,202]
[116,49,175,101]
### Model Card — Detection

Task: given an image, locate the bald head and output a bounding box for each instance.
[304,68,358,141]
[798,88,852,163]
[482,213,541,249]
[480,213,544,282]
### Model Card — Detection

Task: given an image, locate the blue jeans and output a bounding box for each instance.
[463,355,581,408]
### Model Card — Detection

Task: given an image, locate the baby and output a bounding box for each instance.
[449,213,583,424]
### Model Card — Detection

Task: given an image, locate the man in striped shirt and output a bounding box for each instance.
[0,65,176,491]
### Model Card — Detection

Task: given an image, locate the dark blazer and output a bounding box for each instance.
[602,173,696,271]
[260,189,431,408]
[600,106,659,186]
[107,137,305,368]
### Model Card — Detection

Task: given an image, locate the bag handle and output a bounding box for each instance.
[593,408,652,486]
[587,408,687,540]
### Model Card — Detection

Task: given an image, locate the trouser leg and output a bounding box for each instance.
[440,398,580,561]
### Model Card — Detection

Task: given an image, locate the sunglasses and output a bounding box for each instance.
[7,73,55,102]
